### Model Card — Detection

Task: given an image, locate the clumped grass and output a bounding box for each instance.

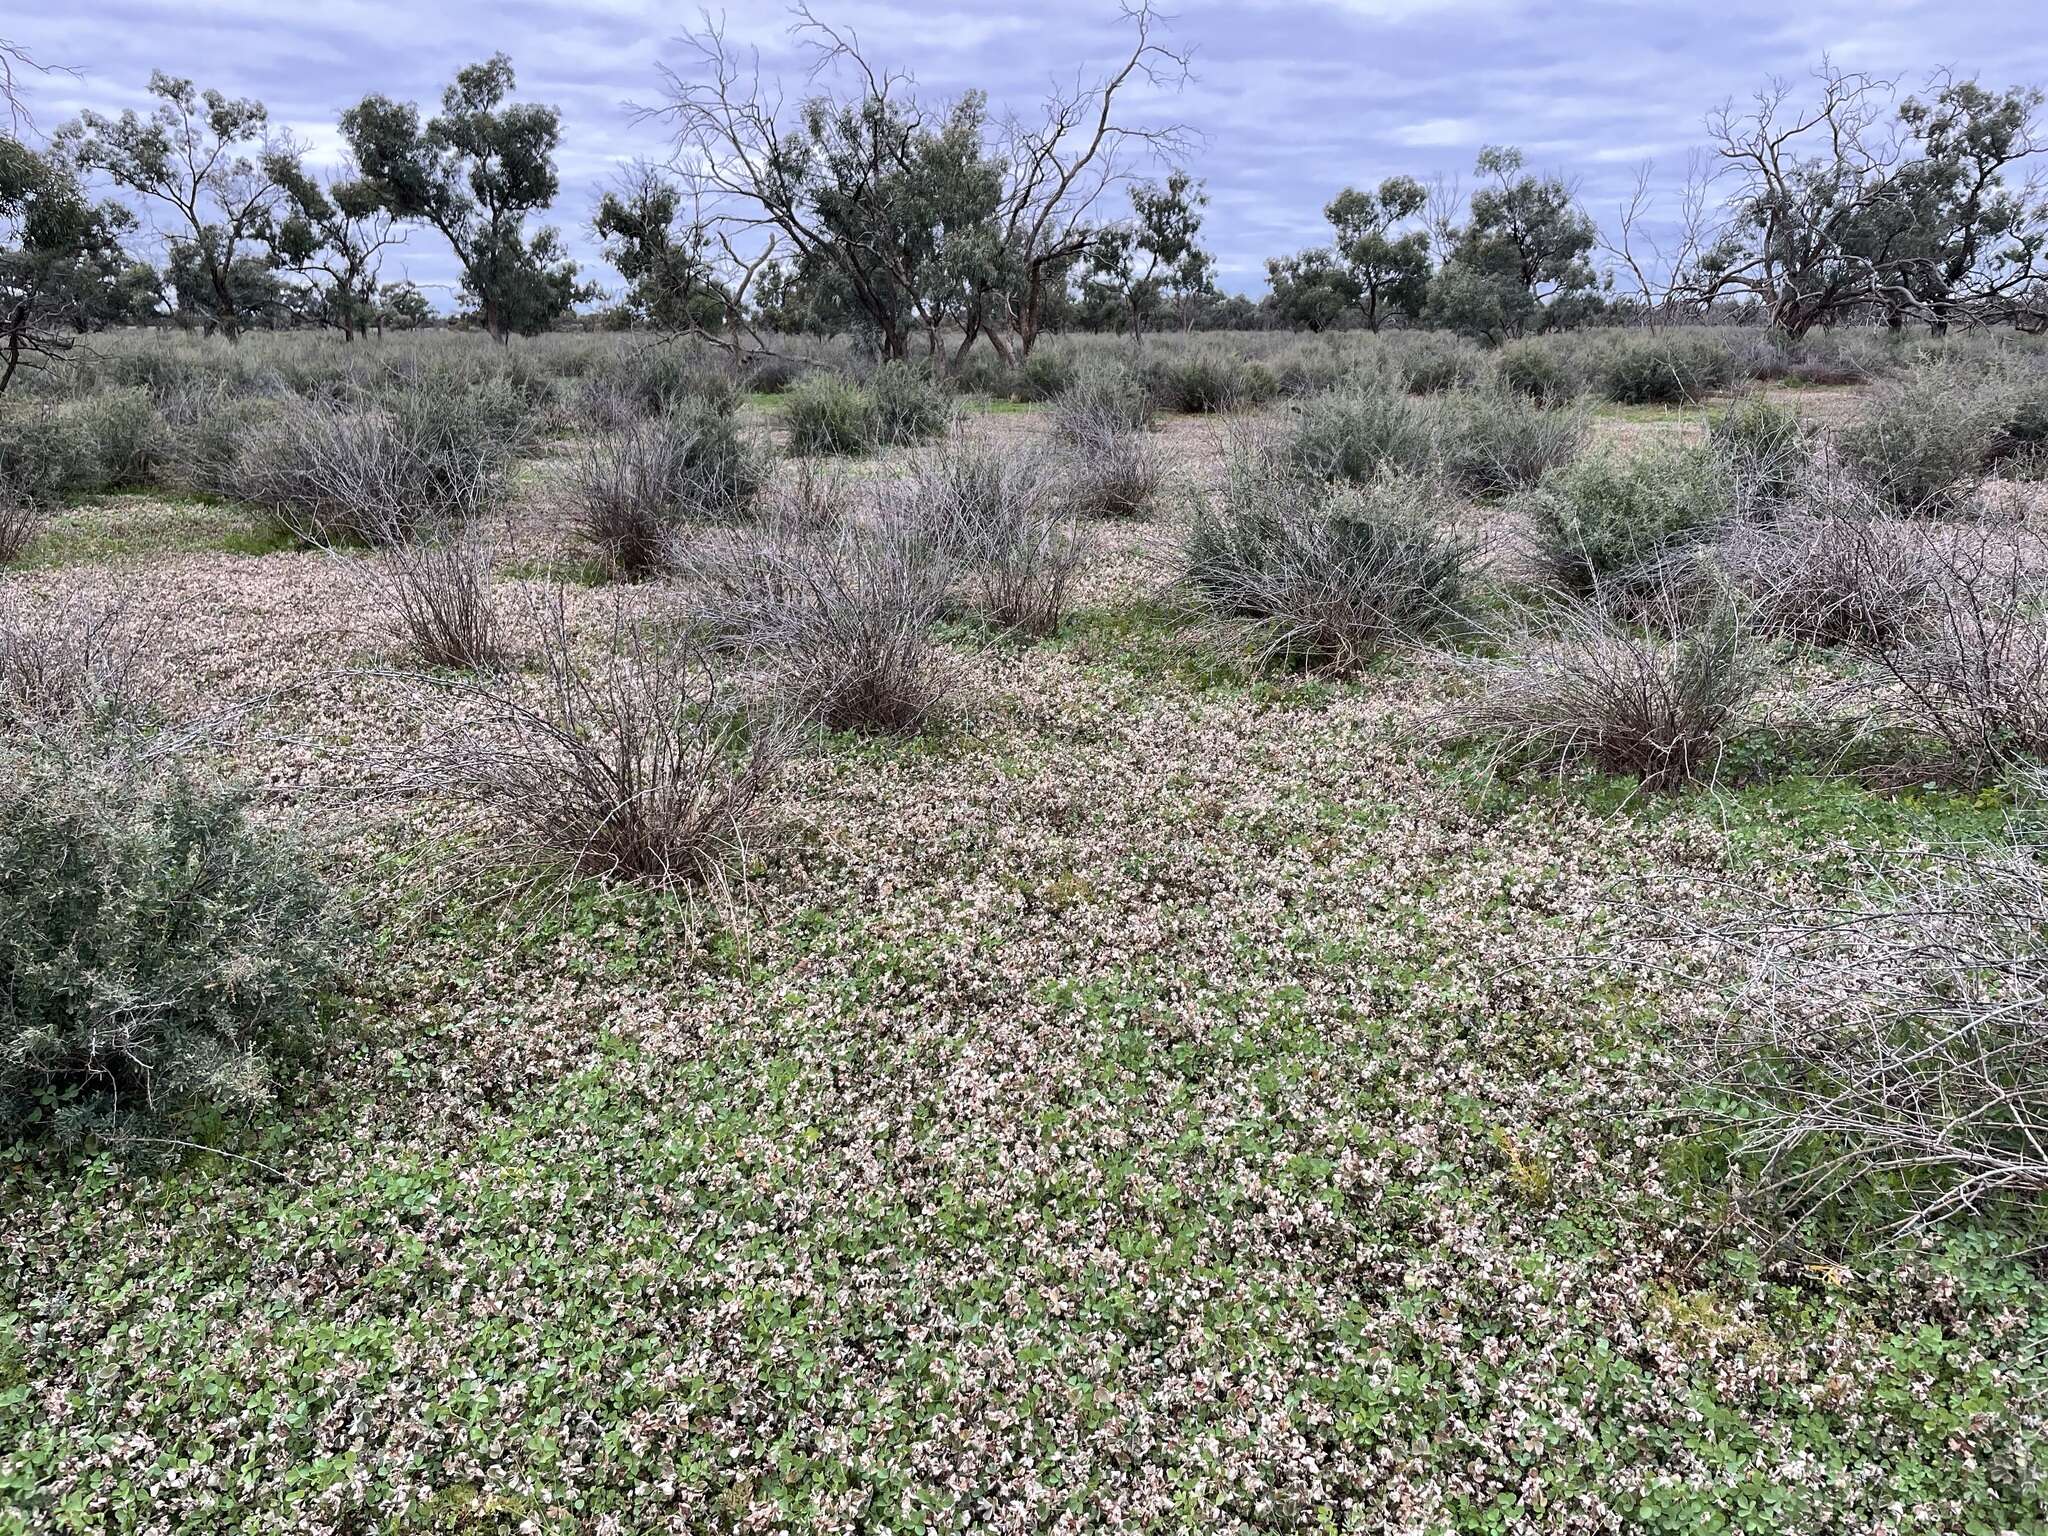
[1708,392,1811,509]
[73,387,168,489]
[1463,596,1763,789]
[0,733,337,1138]
[1186,456,1471,673]
[1437,387,1589,497]
[903,438,1081,637]
[571,401,769,579]
[1523,443,1731,596]
[368,534,504,671]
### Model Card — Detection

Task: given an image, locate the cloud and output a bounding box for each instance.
[10,0,2045,302]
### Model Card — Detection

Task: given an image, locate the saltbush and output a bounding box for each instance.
[1,737,336,1137]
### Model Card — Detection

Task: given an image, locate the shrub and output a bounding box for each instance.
[409,590,787,895]
[572,402,767,579]
[163,389,283,500]
[0,592,159,733]
[1053,363,1156,439]
[1150,351,1275,414]
[368,535,503,670]
[1708,392,1812,511]
[1595,331,1736,405]
[1524,443,1731,595]
[1464,596,1762,789]
[680,515,950,734]
[1438,388,1589,497]
[1186,461,1471,673]
[1495,340,1581,407]
[1392,332,1485,395]
[0,403,98,505]
[1691,843,2048,1234]
[0,487,35,565]
[76,387,167,489]
[1836,365,2009,515]
[233,395,512,547]
[0,736,336,1137]
[1860,541,2048,779]
[869,361,953,447]
[785,374,878,456]
[903,438,1082,636]
[1281,385,1436,484]
[743,352,807,396]
[1715,510,1939,649]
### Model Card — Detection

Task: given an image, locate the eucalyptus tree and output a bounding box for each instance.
[1691,66,2045,335]
[1082,170,1213,343]
[0,137,139,389]
[59,73,290,342]
[1427,146,1600,337]
[267,156,403,340]
[342,54,588,342]
[654,1,1187,365]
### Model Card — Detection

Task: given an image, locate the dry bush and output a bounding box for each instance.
[1186,463,1472,674]
[1859,533,2048,778]
[1690,840,2048,1236]
[1714,505,1941,649]
[0,591,159,734]
[1051,391,1161,519]
[0,487,37,565]
[234,397,505,547]
[1463,594,1763,789]
[679,513,952,734]
[902,437,1082,638]
[365,535,505,671]
[406,590,786,896]
[572,403,767,580]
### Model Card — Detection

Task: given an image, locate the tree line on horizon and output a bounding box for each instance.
[2,6,2044,390]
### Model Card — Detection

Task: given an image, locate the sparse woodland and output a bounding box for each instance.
[4,13,2048,1534]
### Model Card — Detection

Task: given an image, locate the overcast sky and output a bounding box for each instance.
[13,0,2048,304]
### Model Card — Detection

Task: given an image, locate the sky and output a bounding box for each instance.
[10,0,2048,305]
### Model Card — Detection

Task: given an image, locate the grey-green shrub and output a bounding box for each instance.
[0,404,99,506]
[1837,366,2009,515]
[869,362,953,447]
[1596,331,1736,405]
[0,737,337,1138]
[785,374,879,456]
[1524,443,1732,594]
[1282,386,1436,484]
[1186,463,1471,673]
[76,387,168,490]
[1438,388,1589,497]
[1496,340,1581,407]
